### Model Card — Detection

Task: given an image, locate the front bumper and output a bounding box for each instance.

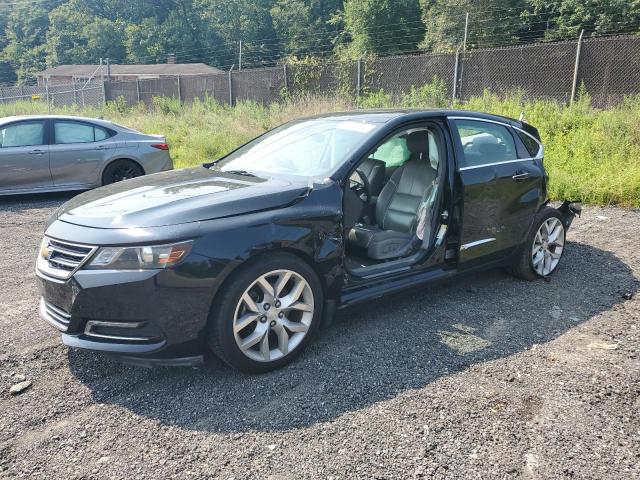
[37,266,214,364]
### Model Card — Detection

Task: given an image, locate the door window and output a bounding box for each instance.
[54,121,111,144]
[0,121,45,148]
[453,120,517,169]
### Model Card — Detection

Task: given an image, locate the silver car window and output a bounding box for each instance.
[0,121,45,148]
[94,127,109,141]
[54,121,109,144]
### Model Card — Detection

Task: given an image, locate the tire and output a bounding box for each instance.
[207,253,324,373]
[102,159,144,185]
[510,207,567,280]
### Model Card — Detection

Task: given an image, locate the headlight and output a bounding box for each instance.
[87,241,193,270]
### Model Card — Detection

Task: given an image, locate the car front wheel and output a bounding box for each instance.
[511,207,566,280]
[207,253,323,373]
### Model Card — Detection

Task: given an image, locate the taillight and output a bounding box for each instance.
[151,143,169,150]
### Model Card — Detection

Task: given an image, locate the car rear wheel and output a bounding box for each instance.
[102,159,144,185]
[510,207,566,280]
[207,253,323,373]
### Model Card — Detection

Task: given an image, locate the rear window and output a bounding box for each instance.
[109,122,141,134]
[516,129,541,157]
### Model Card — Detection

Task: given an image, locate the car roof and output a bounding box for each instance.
[303,109,523,127]
[0,114,125,130]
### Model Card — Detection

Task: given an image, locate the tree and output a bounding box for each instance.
[524,0,640,40]
[341,0,424,57]
[1,1,53,83]
[47,1,126,65]
[200,0,280,67]
[419,0,527,52]
[271,0,343,58]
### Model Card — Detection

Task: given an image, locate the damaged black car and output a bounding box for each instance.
[36,110,580,372]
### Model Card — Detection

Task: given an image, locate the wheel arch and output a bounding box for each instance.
[203,246,337,332]
[100,157,146,185]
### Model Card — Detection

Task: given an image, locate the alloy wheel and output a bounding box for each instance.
[233,269,314,362]
[112,165,139,182]
[531,217,565,276]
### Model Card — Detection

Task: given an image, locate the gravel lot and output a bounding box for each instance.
[0,195,638,479]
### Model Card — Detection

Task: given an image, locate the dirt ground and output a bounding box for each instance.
[0,195,638,479]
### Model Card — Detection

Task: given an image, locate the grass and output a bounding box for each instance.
[1,89,639,207]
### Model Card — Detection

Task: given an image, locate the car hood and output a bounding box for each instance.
[55,167,311,229]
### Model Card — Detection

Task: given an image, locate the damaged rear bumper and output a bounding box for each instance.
[558,200,582,229]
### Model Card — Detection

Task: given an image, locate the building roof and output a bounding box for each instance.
[38,63,223,77]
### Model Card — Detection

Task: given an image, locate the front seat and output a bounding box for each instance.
[348,130,437,261]
[357,158,386,198]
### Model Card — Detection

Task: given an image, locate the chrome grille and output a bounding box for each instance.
[39,298,71,332]
[37,237,97,280]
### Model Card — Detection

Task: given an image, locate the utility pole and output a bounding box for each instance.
[463,12,469,51]
[238,40,243,71]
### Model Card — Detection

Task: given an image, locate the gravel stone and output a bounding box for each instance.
[9,381,32,395]
[0,195,638,479]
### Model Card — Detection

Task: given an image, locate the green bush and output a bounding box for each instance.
[400,77,449,108]
[1,91,639,206]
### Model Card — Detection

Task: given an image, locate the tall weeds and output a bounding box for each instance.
[1,88,639,206]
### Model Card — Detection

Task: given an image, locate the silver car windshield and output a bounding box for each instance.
[215,119,379,178]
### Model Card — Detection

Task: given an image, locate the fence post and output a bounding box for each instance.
[452,47,461,104]
[570,29,585,105]
[228,64,235,106]
[101,81,107,105]
[283,63,288,94]
[136,78,141,103]
[177,75,182,103]
[45,81,50,113]
[463,12,469,51]
[356,51,367,99]
[356,57,362,99]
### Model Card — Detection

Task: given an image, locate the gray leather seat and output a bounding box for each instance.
[348,130,437,260]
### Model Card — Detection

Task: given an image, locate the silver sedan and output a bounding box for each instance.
[0,115,173,195]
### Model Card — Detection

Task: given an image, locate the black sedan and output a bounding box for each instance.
[36,110,580,372]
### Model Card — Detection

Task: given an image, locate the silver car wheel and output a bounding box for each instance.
[233,269,314,363]
[532,217,565,276]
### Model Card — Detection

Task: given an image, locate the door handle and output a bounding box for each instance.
[512,171,530,182]
[29,149,45,155]
[94,145,108,150]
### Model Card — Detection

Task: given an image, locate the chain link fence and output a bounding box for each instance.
[458,41,578,103]
[0,81,104,109]
[579,36,640,107]
[1,35,639,110]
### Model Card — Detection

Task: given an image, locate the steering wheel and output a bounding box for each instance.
[350,168,371,204]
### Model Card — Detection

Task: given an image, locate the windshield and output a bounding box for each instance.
[214,119,379,178]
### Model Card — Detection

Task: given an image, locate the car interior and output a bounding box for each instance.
[343,125,445,275]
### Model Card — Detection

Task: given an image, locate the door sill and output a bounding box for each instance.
[346,250,426,279]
